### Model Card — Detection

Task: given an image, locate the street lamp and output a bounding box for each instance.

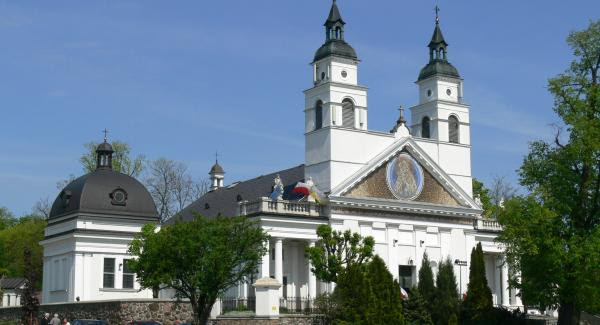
[454,259,467,297]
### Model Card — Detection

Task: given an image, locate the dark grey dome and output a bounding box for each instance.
[210,162,225,174]
[96,141,113,152]
[49,169,158,220]
[418,59,460,81]
[313,39,358,63]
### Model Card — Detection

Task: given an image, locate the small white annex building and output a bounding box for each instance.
[41,1,522,311]
[0,278,26,307]
[41,139,159,303]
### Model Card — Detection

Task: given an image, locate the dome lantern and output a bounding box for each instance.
[96,129,114,170]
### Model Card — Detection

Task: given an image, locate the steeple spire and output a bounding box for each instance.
[428,6,448,61]
[313,0,357,62]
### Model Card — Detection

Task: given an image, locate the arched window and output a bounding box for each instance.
[315,100,323,130]
[448,115,459,143]
[421,116,431,138]
[342,98,355,128]
[335,27,341,39]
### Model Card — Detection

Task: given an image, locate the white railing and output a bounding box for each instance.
[474,218,503,232]
[238,197,323,218]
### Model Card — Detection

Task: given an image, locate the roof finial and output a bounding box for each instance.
[398,105,406,124]
[215,150,219,163]
[435,5,440,23]
[102,128,108,142]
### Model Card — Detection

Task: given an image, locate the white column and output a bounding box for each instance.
[275,238,283,296]
[308,241,317,299]
[261,240,270,278]
[501,260,510,307]
[515,272,523,307]
[494,257,502,306]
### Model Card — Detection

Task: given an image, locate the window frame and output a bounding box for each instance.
[122,259,135,289]
[103,257,115,289]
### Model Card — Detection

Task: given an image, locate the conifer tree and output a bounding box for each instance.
[418,252,435,312]
[463,242,493,319]
[403,288,434,325]
[432,258,460,325]
[367,256,405,324]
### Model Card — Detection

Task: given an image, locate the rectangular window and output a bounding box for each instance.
[103,258,115,288]
[398,265,414,289]
[122,259,134,289]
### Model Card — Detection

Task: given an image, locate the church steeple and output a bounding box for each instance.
[417,6,460,82]
[325,0,345,41]
[428,6,449,61]
[313,0,357,63]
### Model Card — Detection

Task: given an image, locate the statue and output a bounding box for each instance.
[270,174,284,201]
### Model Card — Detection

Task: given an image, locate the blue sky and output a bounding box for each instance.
[1,1,598,216]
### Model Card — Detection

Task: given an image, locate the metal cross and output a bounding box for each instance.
[435,5,440,22]
[102,128,108,142]
[215,151,219,163]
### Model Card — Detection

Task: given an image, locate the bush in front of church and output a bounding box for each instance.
[432,258,460,325]
[330,255,405,324]
[462,242,493,321]
[402,288,434,325]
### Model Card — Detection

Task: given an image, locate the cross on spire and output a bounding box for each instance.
[102,128,108,142]
[215,151,219,163]
[435,5,440,23]
[398,105,406,124]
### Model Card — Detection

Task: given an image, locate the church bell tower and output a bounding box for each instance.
[304,0,370,192]
[410,9,471,146]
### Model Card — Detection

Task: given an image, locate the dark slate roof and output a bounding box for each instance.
[314,39,358,62]
[0,277,26,289]
[172,164,305,222]
[428,22,448,48]
[418,59,460,81]
[325,0,344,26]
[210,162,225,174]
[49,169,159,220]
[96,141,113,153]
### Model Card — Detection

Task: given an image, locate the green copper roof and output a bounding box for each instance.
[428,22,448,48]
[418,60,460,81]
[325,0,344,26]
[314,39,357,62]
[418,18,460,82]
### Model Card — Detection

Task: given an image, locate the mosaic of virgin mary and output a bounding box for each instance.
[386,153,424,200]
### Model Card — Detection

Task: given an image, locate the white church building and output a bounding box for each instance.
[41,1,522,311]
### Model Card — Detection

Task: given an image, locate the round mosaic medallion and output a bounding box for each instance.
[386,153,424,200]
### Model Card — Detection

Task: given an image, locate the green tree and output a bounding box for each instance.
[20,249,39,325]
[403,288,434,325]
[0,206,16,231]
[80,141,145,176]
[432,258,460,325]
[463,242,493,320]
[472,179,492,216]
[0,216,46,288]
[128,215,268,325]
[418,252,436,313]
[366,256,404,324]
[497,20,600,325]
[332,256,404,325]
[305,224,375,283]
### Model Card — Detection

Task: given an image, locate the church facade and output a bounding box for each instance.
[40,1,522,311]
[179,2,521,309]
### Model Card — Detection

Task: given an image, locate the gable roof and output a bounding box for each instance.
[0,277,27,290]
[171,165,305,223]
[330,137,480,210]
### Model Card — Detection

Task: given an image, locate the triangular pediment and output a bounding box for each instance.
[330,138,479,210]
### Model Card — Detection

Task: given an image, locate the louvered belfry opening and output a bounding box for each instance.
[448,115,459,143]
[315,100,323,130]
[342,98,355,128]
[421,116,431,138]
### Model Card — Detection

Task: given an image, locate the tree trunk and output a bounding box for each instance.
[557,301,581,325]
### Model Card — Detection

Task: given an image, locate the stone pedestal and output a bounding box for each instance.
[253,277,281,318]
